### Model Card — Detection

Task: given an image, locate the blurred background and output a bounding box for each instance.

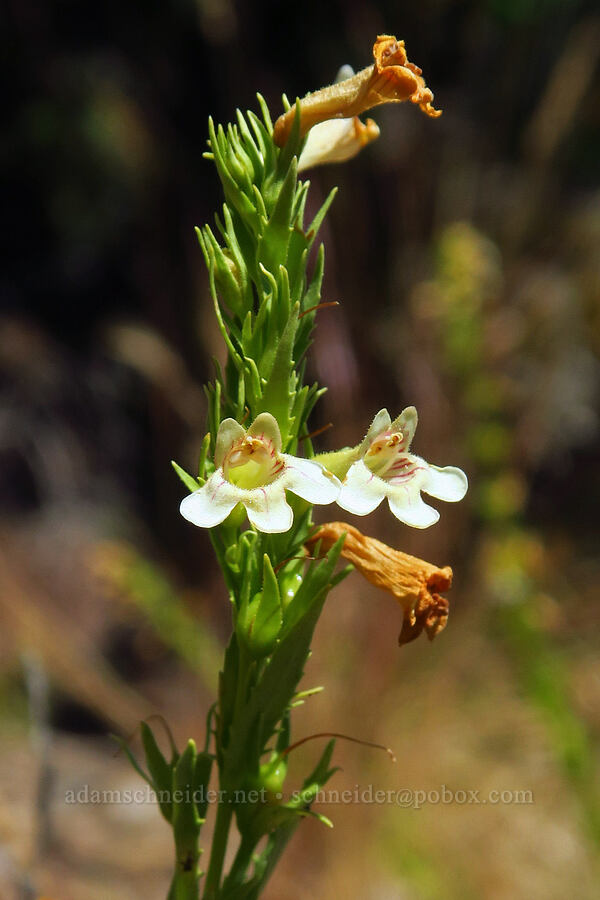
[2,0,599,897]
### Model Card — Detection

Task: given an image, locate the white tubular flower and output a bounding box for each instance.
[297,116,380,172]
[180,413,340,534]
[337,408,468,528]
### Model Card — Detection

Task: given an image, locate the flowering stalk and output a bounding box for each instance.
[168,93,349,899]
[123,36,465,899]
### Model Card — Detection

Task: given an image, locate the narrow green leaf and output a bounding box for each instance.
[225,129,252,191]
[197,432,211,481]
[207,263,244,376]
[306,188,337,248]
[236,109,264,183]
[171,741,202,876]
[287,237,308,300]
[141,722,174,823]
[252,292,273,361]
[302,738,337,790]
[275,711,291,754]
[112,734,153,788]
[171,461,200,494]
[247,112,274,180]
[280,535,345,639]
[195,224,209,265]
[302,243,325,311]
[292,180,309,226]
[243,355,262,407]
[276,98,303,178]
[247,555,283,657]
[208,118,261,234]
[204,376,222,445]
[256,303,299,445]
[275,265,291,330]
[257,158,297,273]
[193,751,213,821]
[256,587,328,755]
[252,184,268,222]
[241,310,253,349]
[256,93,273,133]
[200,226,245,318]
[221,205,256,293]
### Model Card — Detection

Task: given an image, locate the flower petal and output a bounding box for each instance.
[423,465,468,502]
[360,408,392,453]
[387,490,440,528]
[215,419,245,468]
[244,487,293,534]
[337,460,386,515]
[282,455,341,504]
[180,472,239,528]
[247,412,282,452]
[297,116,380,172]
[390,406,418,451]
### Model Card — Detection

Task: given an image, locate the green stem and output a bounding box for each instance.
[202,800,233,899]
[203,630,253,898]
[222,834,256,892]
[251,822,300,895]
[168,865,200,900]
[232,643,252,723]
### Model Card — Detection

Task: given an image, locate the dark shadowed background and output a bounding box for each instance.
[1,0,599,897]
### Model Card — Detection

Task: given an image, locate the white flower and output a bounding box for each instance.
[337,407,468,528]
[180,413,340,534]
[297,116,380,172]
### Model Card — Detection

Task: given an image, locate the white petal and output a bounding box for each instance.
[337,460,386,515]
[282,455,341,505]
[215,419,245,467]
[390,406,418,451]
[180,472,239,528]
[387,490,440,528]
[298,119,354,171]
[423,465,468,502]
[297,116,379,172]
[336,64,355,81]
[363,409,391,445]
[248,412,282,452]
[244,487,293,534]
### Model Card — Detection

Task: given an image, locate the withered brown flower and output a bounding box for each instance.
[273,35,441,147]
[306,521,453,646]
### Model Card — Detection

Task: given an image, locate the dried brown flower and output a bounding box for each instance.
[297,116,380,172]
[306,521,453,646]
[273,35,441,147]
